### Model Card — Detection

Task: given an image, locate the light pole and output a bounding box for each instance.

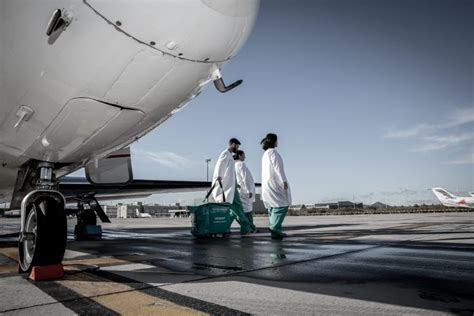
[205,158,211,182]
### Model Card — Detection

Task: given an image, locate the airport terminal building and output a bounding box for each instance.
[102,194,267,218]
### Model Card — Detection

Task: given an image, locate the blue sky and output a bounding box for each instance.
[113,0,473,206]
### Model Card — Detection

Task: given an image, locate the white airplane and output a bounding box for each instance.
[0,0,260,272]
[135,208,151,218]
[431,188,474,209]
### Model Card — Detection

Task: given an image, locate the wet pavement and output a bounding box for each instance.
[1,212,474,315]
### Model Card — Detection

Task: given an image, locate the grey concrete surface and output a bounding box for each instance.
[1,213,474,315]
[0,276,75,314]
[2,303,76,316]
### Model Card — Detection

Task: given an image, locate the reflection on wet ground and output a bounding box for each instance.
[1,213,474,315]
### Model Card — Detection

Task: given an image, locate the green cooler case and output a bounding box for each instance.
[189,202,232,237]
[189,181,232,237]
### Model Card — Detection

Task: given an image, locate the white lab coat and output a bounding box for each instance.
[235,161,256,213]
[261,148,292,208]
[212,149,236,203]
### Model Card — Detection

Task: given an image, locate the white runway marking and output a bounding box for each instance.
[63,249,89,260]
[101,230,186,239]
[101,263,156,272]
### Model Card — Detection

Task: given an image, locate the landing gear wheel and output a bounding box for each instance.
[18,197,67,273]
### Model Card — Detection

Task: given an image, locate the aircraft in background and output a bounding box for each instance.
[0,0,260,272]
[135,208,152,218]
[431,188,474,209]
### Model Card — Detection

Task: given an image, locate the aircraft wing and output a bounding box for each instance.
[58,177,211,202]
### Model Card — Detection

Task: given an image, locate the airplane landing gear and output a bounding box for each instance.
[74,201,101,240]
[73,197,110,240]
[18,192,67,273]
[16,162,67,273]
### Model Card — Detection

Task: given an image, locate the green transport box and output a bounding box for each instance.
[189,202,232,237]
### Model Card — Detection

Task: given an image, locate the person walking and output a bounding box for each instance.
[260,133,291,239]
[212,138,252,234]
[234,150,257,233]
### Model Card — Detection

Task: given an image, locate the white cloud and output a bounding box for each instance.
[384,124,431,138]
[445,153,474,165]
[384,106,474,139]
[413,132,474,152]
[133,149,197,170]
[383,106,474,154]
[445,107,474,128]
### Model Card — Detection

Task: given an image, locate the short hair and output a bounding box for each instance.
[234,150,245,160]
[260,133,277,150]
[229,138,241,145]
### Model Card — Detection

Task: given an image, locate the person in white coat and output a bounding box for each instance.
[261,133,291,239]
[234,150,257,232]
[212,138,251,234]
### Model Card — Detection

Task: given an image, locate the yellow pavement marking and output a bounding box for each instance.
[0,247,19,274]
[0,247,19,261]
[0,250,133,270]
[0,265,17,273]
[59,273,133,296]
[95,290,206,316]
[58,273,207,315]
[0,247,205,314]
[64,256,128,267]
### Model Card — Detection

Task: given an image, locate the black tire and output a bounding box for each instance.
[18,197,67,273]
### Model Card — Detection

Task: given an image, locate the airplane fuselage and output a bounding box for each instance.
[431,188,474,209]
[439,198,474,209]
[0,0,259,202]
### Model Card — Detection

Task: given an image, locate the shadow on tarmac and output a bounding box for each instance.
[1,220,474,314]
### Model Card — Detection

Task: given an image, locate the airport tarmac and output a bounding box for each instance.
[1,212,474,315]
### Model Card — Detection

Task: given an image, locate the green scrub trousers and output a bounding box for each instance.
[268,207,288,237]
[244,212,255,231]
[230,189,252,234]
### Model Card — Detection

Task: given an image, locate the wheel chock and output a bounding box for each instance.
[29,264,64,281]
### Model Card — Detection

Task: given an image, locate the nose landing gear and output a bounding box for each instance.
[18,192,67,273]
[14,162,67,273]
